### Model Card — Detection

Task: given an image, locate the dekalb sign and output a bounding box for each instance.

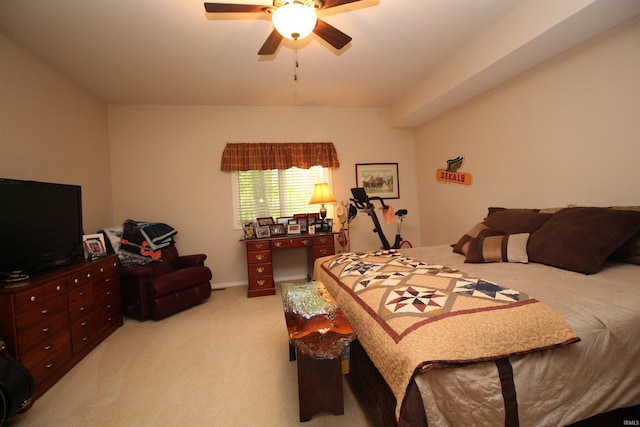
[436,156,473,185]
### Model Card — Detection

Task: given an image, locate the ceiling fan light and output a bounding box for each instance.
[272,2,317,41]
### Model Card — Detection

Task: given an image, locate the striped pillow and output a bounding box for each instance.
[465,233,530,263]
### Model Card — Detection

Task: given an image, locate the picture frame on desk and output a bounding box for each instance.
[256,225,271,238]
[294,214,308,232]
[287,223,301,234]
[269,224,286,236]
[243,221,257,239]
[257,217,275,226]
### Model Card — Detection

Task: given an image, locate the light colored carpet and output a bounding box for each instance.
[9,284,375,427]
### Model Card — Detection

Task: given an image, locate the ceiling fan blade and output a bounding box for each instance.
[313,19,352,50]
[204,3,267,13]
[319,0,363,9]
[258,29,283,55]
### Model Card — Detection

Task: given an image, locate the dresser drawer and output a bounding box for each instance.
[26,344,73,386]
[68,266,93,288]
[247,250,271,264]
[94,277,120,306]
[246,241,270,251]
[13,287,45,314]
[18,312,69,354]
[247,263,272,278]
[71,313,96,353]
[68,283,94,308]
[20,329,71,370]
[248,276,274,291]
[92,258,119,278]
[15,294,68,334]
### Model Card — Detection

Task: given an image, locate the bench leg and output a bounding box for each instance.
[296,351,344,422]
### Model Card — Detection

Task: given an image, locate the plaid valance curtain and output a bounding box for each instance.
[220,142,340,171]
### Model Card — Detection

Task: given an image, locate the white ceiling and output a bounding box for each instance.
[1,0,639,127]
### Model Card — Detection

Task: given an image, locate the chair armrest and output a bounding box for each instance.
[174,254,207,269]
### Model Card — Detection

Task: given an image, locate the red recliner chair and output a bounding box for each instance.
[119,245,212,320]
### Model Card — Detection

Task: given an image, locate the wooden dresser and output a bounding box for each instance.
[0,255,123,400]
[242,232,337,298]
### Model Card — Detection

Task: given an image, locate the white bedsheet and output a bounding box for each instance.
[401,245,640,426]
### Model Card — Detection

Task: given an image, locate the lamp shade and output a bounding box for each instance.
[309,183,336,205]
[272,2,317,41]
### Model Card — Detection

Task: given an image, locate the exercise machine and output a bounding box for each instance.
[349,187,412,250]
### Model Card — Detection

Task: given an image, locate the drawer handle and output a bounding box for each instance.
[255,243,263,249]
[74,278,79,284]
[79,291,86,296]
[107,316,113,321]
[105,278,111,283]
[274,242,282,248]
[80,306,87,312]
[100,267,104,273]
[113,262,117,267]
[41,308,50,315]
[46,362,55,369]
[302,239,310,245]
[257,267,264,273]
[256,254,264,261]
[44,344,54,351]
[106,290,112,296]
[81,321,88,326]
[42,326,51,333]
[257,280,265,286]
[86,273,91,278]
[107,304,112,309]
[56,285,62,291]
[30,296,37,302]
[82,336,89,342]
[319,249,329,255]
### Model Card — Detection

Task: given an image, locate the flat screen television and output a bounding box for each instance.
[0,178,85,278]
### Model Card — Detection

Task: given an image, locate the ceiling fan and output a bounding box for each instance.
[204,0,363,55]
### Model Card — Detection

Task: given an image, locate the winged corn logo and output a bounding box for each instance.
[436,156,473,185]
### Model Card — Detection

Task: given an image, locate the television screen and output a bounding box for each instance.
[0,178,84,278]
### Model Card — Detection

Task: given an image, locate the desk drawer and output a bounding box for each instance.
[247,263,272,278]
[247,250,271,264]
[247,241,270,251]
[248,276,274,291]
[313,246,335,259]
[313,235,335,246]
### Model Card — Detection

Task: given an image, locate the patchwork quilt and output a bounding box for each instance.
[317,250,580,417]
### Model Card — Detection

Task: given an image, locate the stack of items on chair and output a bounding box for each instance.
[99,220,213,320]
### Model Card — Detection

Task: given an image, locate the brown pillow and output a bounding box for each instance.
[465,233,530,264]
[452,223,504,255]
[528,207,640,274]
[609,206,640,265]
[483,211,553,234]
[487,207,540,217]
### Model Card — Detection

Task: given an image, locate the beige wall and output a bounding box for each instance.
[415,17,640,246]
[0,35,112,234]
[107,106,419,285]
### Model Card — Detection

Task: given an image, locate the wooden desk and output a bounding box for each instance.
[241,232,336,298]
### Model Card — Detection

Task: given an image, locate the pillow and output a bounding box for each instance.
[487,207,540,217]
[465,233,530,264]
[608,206,640,265]
[483,211,553,234]
[527,207,640,274]
[452,223,504,255]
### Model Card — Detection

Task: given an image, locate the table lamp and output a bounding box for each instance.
[309,183,336,222]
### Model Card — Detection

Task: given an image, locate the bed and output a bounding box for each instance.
[314,206,640,426]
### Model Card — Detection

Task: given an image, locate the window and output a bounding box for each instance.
[232,165,331,227]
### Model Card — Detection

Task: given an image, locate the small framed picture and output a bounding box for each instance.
[243,221,256,239]
[277,217,293,226]
[294,214,308,232]
[326,218,334,231]
[83,233,107,259]
[307,213,320,224]
[256,225,271,238]
[287,223,301,234]
[257,217,275,226]
[269,224,286,236]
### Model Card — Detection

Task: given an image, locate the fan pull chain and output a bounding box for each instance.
[293,47,299,81]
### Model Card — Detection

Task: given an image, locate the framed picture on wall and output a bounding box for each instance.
[355,163,400,199]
